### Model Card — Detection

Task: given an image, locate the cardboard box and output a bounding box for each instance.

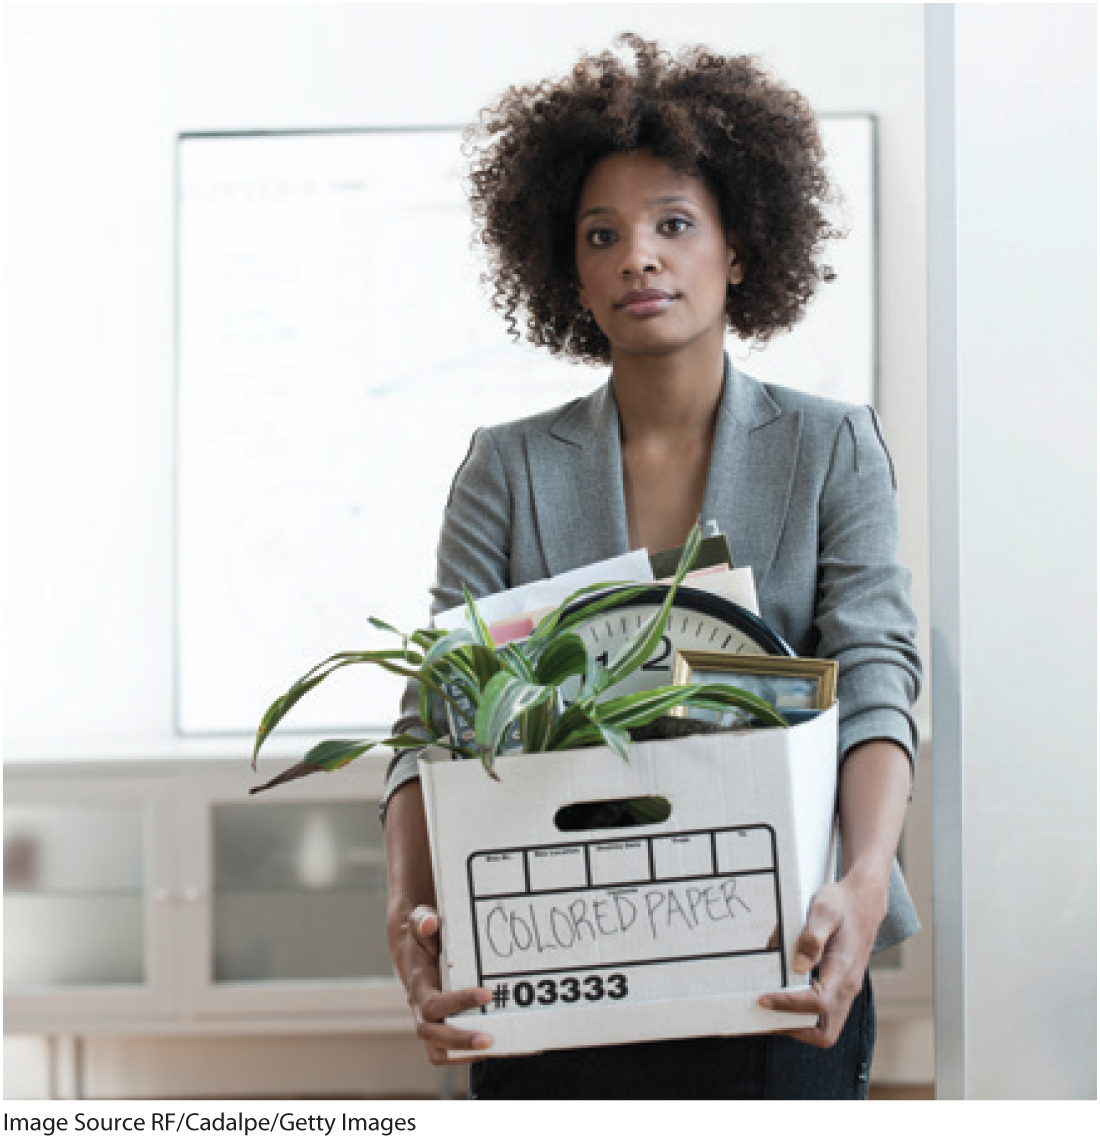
[418,704,838,1058]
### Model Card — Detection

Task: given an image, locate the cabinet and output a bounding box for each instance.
[3,756,410,1038]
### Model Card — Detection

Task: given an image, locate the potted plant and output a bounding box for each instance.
[250,523,785,794]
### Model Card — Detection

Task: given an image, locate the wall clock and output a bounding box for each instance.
[560,584,793,704]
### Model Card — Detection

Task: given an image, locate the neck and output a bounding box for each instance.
[609,339,727,444]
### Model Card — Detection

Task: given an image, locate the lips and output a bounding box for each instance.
[615,289,677,316]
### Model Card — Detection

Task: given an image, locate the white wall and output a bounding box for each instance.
[927,4,1096,1099]
[2,2,928,756]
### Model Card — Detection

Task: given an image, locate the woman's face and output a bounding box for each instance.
[574,149,741,362]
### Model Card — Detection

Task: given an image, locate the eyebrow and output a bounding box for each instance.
[578,195,696,221]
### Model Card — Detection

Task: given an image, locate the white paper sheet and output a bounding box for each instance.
[435,549,655,631]
[683,566,760,615]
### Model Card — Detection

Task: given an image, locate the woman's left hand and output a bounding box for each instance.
[758,737,911,1048]
[757,864,887,1048]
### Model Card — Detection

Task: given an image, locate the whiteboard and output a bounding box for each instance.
[175,120,875,735]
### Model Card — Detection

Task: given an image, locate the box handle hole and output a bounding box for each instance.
[554,796,671,832]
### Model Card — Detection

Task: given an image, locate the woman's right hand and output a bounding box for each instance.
[389,902,494,1065]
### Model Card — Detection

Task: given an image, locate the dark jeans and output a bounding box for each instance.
[468,972,875,1100]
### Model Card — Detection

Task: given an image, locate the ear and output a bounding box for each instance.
[727,250,743,288]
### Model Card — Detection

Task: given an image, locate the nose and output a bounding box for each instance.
[618,229,660,277]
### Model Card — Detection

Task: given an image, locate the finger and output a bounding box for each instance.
[427,1043,484,1067]
[415,986,495,1064]
[409,903,439,935]
[408,905,441,953]
[759,964,859,1049]
[813,948,854,1006]
[419,1019,494,1065]
[758,976,827,1020]
[420,983,494,1023]
[811,959,862,1047]
[784,985,853,1049]
[757,976,832,1048]
[416,1014,493,1053]
[791,891,842,975]
[790,920,829,976]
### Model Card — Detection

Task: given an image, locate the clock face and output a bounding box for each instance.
[560,584,792,703]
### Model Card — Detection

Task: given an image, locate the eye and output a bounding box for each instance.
[659,216,693,236]
[585,227,616,247]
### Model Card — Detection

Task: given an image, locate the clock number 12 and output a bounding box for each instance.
[593,635,673,672]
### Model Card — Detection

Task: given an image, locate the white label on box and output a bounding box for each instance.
[463,824,788,1017]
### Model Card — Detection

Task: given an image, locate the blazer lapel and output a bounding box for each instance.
[702,358,803,588]
[525,382,632,576]
[524,359,802,587]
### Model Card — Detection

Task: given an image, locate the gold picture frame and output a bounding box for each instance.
[671,651,838,725]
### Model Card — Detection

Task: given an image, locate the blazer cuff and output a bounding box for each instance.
[839,706,919,772]
[377,748,425,825]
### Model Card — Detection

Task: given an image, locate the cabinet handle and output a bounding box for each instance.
[150,886,205,903]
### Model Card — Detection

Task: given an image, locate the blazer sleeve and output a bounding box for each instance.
[379,426,513,819]
[815,407,923,767]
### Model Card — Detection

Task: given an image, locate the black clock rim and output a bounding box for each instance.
[561,583,794,658]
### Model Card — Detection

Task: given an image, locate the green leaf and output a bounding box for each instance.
[544,697,597,751]
[423,627,475,666]
[418,661,475,737]
[677,683,788,728]
[253,674,329,766]
[304,738,385,771]
[548,677,786,754]
[591,720,631,763]
[527,578,641,646]
[518,694,556,754]
[622,796,670,824]
[367,616,406,640]
[599,524,701,691]
[418,662,478,735]
[474,673,554,763]
[499,643,537,682]
[532,633,589,687]
[417,669,437,732]
[469,643,504,690]
[595,682,786,730]
[426,650,478,692]
[578,652,612,701]
[590,685,700,728]
[599,602,673,693]
[250,732,436,794]
[436,664,480,707]
[671,521,704,582]
[252,648,423,766]
[409,628,447,652]
[462,586,495,650]
[542,582,654,643]
[473,672,522,757]
[250,760,323,794]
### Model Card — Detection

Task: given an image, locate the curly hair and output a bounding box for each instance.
[464,32,842,366]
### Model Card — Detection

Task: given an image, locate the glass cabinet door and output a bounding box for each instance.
[4,804,145,988]
[180,768,408,1024]
[3,773,179,1029]
[210,800,390,983]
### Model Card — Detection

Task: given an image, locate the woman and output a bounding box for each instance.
[382,33,921,1099]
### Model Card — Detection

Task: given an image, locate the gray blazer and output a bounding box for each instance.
[385,355,923,951]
